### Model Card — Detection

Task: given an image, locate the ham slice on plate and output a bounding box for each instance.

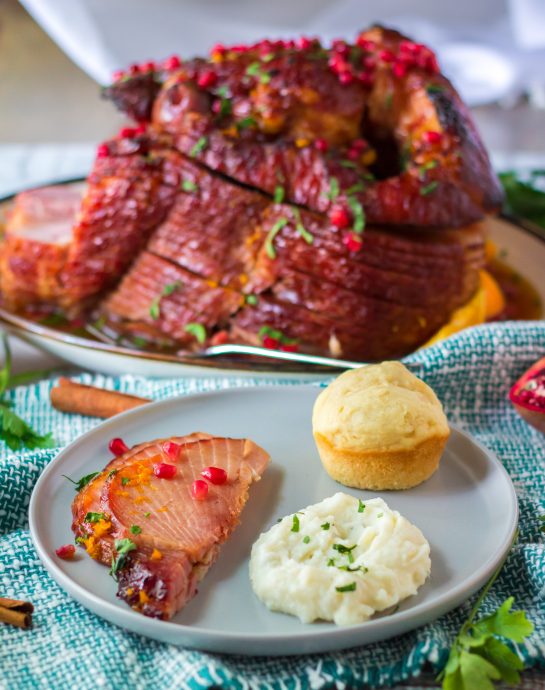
[72,433,270,620]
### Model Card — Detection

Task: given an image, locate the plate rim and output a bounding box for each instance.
[2,178,544,377]
[28,385,519,655]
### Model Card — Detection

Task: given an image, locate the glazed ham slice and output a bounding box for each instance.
[72,434,270,620]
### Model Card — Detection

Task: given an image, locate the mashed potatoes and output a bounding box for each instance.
[249,493,430,626]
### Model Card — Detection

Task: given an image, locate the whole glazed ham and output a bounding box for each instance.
[72,433,270,619]
[0,26,502,360]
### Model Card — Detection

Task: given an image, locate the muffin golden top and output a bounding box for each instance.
[312,361,449,452]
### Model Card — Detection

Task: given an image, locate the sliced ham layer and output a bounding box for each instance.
[72,434,270,619]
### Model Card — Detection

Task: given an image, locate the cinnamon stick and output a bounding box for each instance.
[50,378,150,418]
[0,598,33,629]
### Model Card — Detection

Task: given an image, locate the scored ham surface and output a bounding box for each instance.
[0,25,501,360]
[72,434,270,619]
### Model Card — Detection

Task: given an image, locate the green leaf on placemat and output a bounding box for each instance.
[499,170,545,229]
[0,331,55,450]
[438,544,534,690]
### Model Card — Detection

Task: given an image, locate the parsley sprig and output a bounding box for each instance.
[438,540,534,690]
[0,333,55,451]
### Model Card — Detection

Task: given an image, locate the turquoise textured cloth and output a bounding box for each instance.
[0,321,544,690]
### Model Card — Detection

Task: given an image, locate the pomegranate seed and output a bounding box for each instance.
[109,437,129,456]
[141,60,156,72]
[119,127,137,138]
[134,123,147,135]
[343,232,363,252]
[211,43,226,56]
[328,54,348,73]
[332,39,349,57]
[425,54,440,74]
[314,138,328,153]
[392,61,407,79]
[162,441,181,462]
[359,72,375,88]
[212,100,221,114]
[263,336,280,350]
[163,55,181,70]
[56,544,76,560]
[329,206,351,229]
[201,466,228,485]
[362,56,376,70]
[96,144,110,159]
[356,37,375,51]
[112,69,125,81]
[297,36,313,50]
[153,463,177,479]
[424,131,442,144]
[346,148,361,161]
[128,63,140,76]
[338,71,354,85]
[210,329,229,346]
[351,138,367,151]
[192,479,209,500]
[379,49,395,63]
[280,343,299,353]
[197,70,217,88]
[400,40,419,54]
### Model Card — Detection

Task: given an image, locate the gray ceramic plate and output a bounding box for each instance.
[29,386,518,656]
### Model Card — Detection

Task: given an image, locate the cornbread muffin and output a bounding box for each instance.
[312,362,450,490]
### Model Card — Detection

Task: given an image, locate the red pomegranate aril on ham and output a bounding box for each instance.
[379,49,395,63]
[154,462,177,479]
[424,131,442,144]
[162,441,181,462]
[338,71,354,86]
[356,37,375,51]
[96,144,110,159]
[211,43,227,56]
[109,437,129,456]
[280,343,299,353]
[314,138,328,153]
[329,206,351,229]
[56,544,76,560]
[331,39,350,57]
[163,55,182,70]
[197,70,218,88]
[201,466,227,485]
[263,336,280,350]
[210,329,229,346]
[191,479,209,500]
[392,61,407,78]
[141,60,156,73]
[112,69,125,82]
[343,232,363,252]
[128,64,140,76]
[297,36,313,50]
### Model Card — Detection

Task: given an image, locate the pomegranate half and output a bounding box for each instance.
[509,356,545,434]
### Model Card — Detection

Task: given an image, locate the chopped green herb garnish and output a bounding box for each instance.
[245,294,258,306]
[303,535,310,544]
[420,181,439,196]
[218,97,232,117]
[75,536,86,545]
[336,582,356,593]
[144,512,151,518]
[216,86,229,98]
[499,170,545,228]
[327,558,336,567]
[237,116,257,131]
[162,281,182,297]
[130,525,142,535]
[246,61,261,76]
[358,500,365,513]
[131,336,148,349]
[345,182,365,196]
[419,159,438,176]
[38,313,68,327]
[92,314,107,331]
[108,469,118,479]
[291,207,314,244]
[84,512,107,523]
[426,84,443,95]
[261,53,275,63]
[190,136,208,157]
[377,512,384,518]
[347,196,366,233]
[338,564,368,573]
[259,72,271,84]
[110,538,137,580]
[121,477,130,486]
[264,217,288,259]
[384,91,393,109]
[339,160,358,169]
[274,186,285,203]
[149,282,183,320]
[291,515,300,533]
[149,297,161,320]
[258,325,284,342]
[333,543,356,555]
[326,177,340,201]
[181,179,198,193]
[63,472,100,492]
[184,322,207,344]
[321,522,330,530]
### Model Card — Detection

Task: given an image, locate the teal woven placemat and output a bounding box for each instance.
[1,322,544,690]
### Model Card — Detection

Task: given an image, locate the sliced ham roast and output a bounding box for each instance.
[0,25,500,360]
[72,433,270,619]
